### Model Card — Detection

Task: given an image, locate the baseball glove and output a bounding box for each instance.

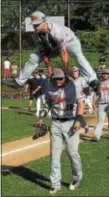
[32,123,50,140]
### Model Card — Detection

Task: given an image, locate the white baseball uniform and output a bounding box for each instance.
[71,76,86,116]
[94,78,109,140]
[16,22,97,86]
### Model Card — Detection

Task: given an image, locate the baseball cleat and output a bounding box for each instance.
[69,180,80,190]
[2,79,22,90]
[85,127,89,134]
[32,133,39,140]
[49,186,61,194]
[91,136,99,142]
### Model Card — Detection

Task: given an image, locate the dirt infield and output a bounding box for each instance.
[1,116,108,169]
[2,133,50,167]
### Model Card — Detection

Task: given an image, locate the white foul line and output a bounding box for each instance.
[1,122,108,158]
[2,140,50,158]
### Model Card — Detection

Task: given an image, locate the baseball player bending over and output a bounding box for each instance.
[37,68,85,194]
[91,68,109,142]
[4,11,99,92]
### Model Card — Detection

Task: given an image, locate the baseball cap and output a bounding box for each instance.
[102,68,109,74]
[99,56,106,63]
[31,11,46,25]
[52,69,65,79]
[72,66,79,72]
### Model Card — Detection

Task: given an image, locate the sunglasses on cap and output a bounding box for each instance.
[102,73,109,74]
[72,70,79,72]
[54,78,65,80]
[33,24,41,29]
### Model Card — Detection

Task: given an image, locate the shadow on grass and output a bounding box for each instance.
[29,124,37,128]
[12,165,50,190]
[9,106,26,110]
[1,165,12,176]
[101,135,109,140]
[2,165,69,190]
[8,106,35,116]
[17,111,34,116]
[80,134,92,142]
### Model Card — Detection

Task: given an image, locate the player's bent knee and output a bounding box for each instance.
[29,53,40,64]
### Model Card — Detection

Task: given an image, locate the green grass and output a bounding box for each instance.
[2,138,109,196]
[2,99,35,142]
[2,99,51,143]
[2,98,29,108]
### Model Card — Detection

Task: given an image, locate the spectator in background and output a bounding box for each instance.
[85,87,95,114]
[71,66,89,133]
[39,69,46,79]
[99,55,106,72]
[97,55,107,80]
[11,63,18,78]
[40,65,54,118]
[91,68,109,142]
[3,58,11,80]
[24,70,42,112]
[99,55,106,65]
[99,63,106,71]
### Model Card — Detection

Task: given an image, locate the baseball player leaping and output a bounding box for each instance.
[4,11,99,92]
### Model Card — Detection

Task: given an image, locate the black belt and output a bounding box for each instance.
[52,117,74,122]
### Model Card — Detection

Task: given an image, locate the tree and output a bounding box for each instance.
[88,1,109,30]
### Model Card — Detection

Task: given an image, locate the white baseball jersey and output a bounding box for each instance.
[71,76,86,101]
[48,23,77,49]
[71,76,86,116]
[44,79,84,119]
[98,79,109,104]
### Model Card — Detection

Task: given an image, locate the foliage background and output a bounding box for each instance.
[1,0,109,67]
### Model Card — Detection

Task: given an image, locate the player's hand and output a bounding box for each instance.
[68,120,81,138]
[43,56,50,65]
[72,120,81,131]
[36,119,43,126]
[32,91,36,95]
[47,65,53,77]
